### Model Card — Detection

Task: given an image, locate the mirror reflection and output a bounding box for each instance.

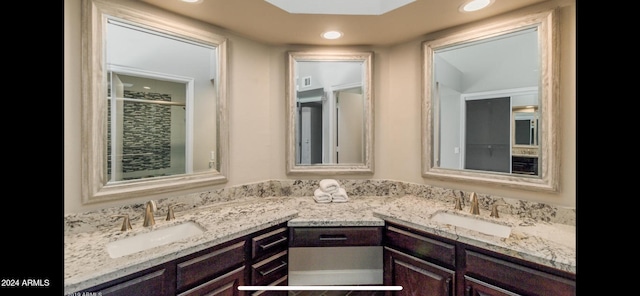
[106,19,217,181]
[422,9,559,192]
[286,51,373,174]
[81,0,229,203]
[295,61,364,165]
[107,73,189,181]
[433,28,539,175]
[513,107,539,147]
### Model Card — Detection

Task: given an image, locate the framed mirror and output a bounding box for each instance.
[81,0,229,203]
[285,51,374,175]
[422,9,559,192]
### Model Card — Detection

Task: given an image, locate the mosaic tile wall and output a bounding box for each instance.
[108,91,172,179]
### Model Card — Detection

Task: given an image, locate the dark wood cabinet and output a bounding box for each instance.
[289,226,382,247]
[384,247,454,296]
[384,224,455,296]
[383,222,575,296]
[252,227,288,260]
[177,266,245,296]
[77,222,289,296]
[249,225,289,296]
[74,220,575,296]
[250,275,288,296]
[175,239,247,294]
[463,276,521,296]
[82,262,176,296]
[462,249,575,296]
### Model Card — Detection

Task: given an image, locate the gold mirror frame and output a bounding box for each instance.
[422,9,559,192]
[285,51,374,175]
[81,0,229,204]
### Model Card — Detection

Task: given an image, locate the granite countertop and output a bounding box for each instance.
[371,195,576,273]
[64,195,575,295]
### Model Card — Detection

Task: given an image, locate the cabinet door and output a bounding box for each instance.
[92,263,175,296]
[177,266,245,296]
[384,225,456,268]
[384,247,454,296]
[176,240,246,291]
[464,250,575,296]
[464,276,521,296]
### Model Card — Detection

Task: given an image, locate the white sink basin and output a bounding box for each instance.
[430,211,512,238]
[106,221,206,258]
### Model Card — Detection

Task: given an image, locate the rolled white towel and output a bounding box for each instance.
[331,187,349,203]
[313,188,332,203]
[319,179,340,193]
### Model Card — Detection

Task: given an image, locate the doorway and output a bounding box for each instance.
[298,102,323,164]
[464,97,510,173]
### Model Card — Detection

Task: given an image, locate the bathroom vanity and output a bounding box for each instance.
[73,222,289,296]
[64,191,575,296]
[383,222,575,296]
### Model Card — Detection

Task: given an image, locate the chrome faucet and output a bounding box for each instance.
[143,200,157,227]
[469,192,480,215]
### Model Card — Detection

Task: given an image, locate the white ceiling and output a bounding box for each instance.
[138,0,549,46]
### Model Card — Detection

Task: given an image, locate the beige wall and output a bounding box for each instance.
[64,0,575,214]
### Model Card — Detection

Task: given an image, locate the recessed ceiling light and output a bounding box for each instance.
[181,0,203,4]
[322,31,343,40]
[459,0,494,12]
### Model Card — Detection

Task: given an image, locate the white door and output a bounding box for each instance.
[336,91,364,164]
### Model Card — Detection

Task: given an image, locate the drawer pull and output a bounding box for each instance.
[258,261,287,276]
[259,236,287,250]
[319,234,347,241]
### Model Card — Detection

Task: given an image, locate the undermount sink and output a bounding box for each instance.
[106,221,206,258]
[430,211,512,238]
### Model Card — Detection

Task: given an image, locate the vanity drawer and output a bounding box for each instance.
[289,227,382,247]
[251,250,288,286]
[90,263,175,296]
[252,226,288,260]
[177,266,245,296]
[251,275,288,296]
[384,225,455,268]
[176,240,246,291]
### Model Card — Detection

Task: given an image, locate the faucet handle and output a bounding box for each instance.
[454,198,462,211]
[166,203,185,221]
[469,192,480,215]
[112,214,132,231]
[453,192,463,211]
[490,204,508,218]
